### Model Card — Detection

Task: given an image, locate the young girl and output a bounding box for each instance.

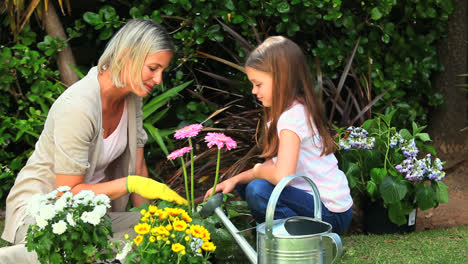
[204,36,353,234]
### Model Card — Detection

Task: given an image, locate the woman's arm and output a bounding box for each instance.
[253,129,300,184]
[131,147,150,206]
[55,148,150,205]
[56,174,127,200]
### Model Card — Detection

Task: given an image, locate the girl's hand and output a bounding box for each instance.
[204,178,237,201]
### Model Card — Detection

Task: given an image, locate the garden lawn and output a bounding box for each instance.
[0,218,466,263]
[338,226,468,264]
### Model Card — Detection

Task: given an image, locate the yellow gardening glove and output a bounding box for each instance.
[126,175,187,205]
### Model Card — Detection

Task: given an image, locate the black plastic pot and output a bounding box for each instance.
[363,201,416,235]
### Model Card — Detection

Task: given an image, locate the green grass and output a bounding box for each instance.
[0,218,466,263]
[338,226,468,264]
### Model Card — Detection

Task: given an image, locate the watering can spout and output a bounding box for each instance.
[200,193,258,264]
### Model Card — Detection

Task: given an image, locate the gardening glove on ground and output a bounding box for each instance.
[126,175,187,205]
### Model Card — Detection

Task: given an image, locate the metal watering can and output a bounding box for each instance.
[200,174,343,264]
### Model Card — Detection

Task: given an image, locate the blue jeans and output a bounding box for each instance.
[236,179,353,234]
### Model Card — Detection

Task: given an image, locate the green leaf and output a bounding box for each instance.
[99,27,114,40]
[370,7,383,20]
[433,181,449,203]
[345,163,360,188]
[143,124,169,156]
[277,1,290,13]
[399,129,412,140]
[370,168,387,185]
[380,176,407,204]
[142,80,192,120]
[366,181,377,197]
[83,12,101,25]
[225,0,234,10]
[415,132,431,142]
[50,252,62,264]
[422,144,437,155]
[388,203,407,225]
[415,184,436,210]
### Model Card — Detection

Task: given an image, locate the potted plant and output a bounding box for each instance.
[25,186,114,263]
[335,110,449,234]
[117,203,216,264]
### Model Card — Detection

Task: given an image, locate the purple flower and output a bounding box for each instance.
[174,124,203,139]
[205,133,237,150]
[340,126,375,150]
[167,146,192,160]
[401,139,418,159]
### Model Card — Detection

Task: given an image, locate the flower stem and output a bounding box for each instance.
[211,148,222,198]
[384,121,391,171]
[189,138,195,212]
[180,157,191,213]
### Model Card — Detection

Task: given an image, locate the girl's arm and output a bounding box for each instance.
[253,129,300,184]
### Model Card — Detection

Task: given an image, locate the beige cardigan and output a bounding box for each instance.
[2,67,148,243]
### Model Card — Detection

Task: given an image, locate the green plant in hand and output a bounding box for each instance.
[335,110,449,225]
[25,186,114,264]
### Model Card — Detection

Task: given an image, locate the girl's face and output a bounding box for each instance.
[132,51,173,97]
[246,67,273,107]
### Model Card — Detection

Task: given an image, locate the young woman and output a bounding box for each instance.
[0,19,186,263]
[205,36,353,234]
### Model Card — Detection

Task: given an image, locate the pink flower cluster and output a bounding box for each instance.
[174,124,203,139]
[167,146,193,160]
[204,133,237,150]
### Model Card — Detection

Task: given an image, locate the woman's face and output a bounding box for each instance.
[132,51,173,97]
[246,67,273,107]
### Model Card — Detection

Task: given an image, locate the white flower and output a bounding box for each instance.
[73,190,95,205]
[57,186,71,193]
[190,237,204,256]
[52,220,67,235]
[54,196,68,212]
[92,205,107,218]
[35,216,48,230]
[66,213,76,227]
[93,194,111,208]
[40,204,56,220]
[27,194,43,217]
[44,190,58,201]
[86,213,101,226]
[116,242,132,262]
[81,211,90,223]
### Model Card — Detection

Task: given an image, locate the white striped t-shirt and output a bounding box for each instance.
[272,103,353,212]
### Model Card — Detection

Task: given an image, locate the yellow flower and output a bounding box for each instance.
[124,234,129,240]
[133,235,143,246]
[202,241,216,251]
[157,236,162,241]
[166,224,173,231]
[173,220,188,232]
[134,222,151,235]
[171,243,185,253]
[149,236,156,242]
[181,212,192,223]
[185,229,191,235]
[155,225,169,236]
[148,205,158,214]
[182,250,186,255]
[171,234,176,238]
[140,209,147,215]
[190,225,211,241]
[184,236,190,242]
[159,211,168,220]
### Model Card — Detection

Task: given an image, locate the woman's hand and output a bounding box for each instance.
[204,178,237,201]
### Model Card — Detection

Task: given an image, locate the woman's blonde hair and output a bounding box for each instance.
[246,36,336,158]
[97,19,173,89]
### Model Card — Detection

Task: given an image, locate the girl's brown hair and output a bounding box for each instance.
[246,36,336,159]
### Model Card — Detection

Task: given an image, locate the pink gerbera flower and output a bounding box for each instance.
[174,124,203,139]
[204,133,237,150]
[167,146,193,160]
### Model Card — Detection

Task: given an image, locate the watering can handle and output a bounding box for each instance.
[265,174,322,239]
[323,233,343,263]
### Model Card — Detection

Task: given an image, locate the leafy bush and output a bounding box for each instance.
[335,110,449,225]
